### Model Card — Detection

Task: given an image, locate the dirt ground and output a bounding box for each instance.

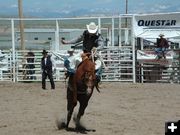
[0,81,180,135]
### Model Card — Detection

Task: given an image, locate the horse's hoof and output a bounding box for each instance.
[75,124,86,131]
[65,127,70,131]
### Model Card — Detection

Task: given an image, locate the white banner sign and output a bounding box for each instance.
[133,13,180,38]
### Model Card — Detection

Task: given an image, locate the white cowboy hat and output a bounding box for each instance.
[67,48,74,53]
[159,33,165,37]
[86,22,98,34]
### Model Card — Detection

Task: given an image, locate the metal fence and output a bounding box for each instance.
[135,49,180,83]
[0,16,180,83]
[0,16,135,82]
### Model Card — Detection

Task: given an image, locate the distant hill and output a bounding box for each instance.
[0,5,179,18]
[0,7,116,18]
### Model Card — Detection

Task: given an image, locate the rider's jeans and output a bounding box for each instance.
[155,47,167,56]
[155,47,166,54]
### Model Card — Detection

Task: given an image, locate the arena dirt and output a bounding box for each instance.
[0,82,179,135]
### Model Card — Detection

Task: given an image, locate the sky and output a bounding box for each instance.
[0,0,180,17]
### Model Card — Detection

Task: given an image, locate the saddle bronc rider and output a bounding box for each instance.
[61,22,105,84]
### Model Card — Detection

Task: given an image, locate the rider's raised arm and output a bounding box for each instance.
[61,35,83,44]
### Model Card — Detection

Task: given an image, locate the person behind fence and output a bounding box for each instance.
[64,49,77,78]
[155,34,169,59]
[26,51,35,79]
[41,50,55,90]
[61,22,105,84]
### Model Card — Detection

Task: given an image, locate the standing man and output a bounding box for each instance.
[41,50,55,90]
[155,34,169,59]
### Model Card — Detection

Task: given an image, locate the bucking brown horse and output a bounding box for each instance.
[57,56,100,131]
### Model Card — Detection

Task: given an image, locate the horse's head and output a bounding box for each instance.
[83,62,96,94]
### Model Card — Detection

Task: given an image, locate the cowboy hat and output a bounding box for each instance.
[86,22,98,34]
[159,33,165,37]
[67,48,74,53]
[42,49,48,54]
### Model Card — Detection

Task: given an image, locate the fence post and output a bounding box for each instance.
[11,19,16,82]
[132,16,136,83]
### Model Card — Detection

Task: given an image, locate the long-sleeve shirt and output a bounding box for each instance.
[66,30,104,52]
[157,38,169,48]
[41,55,53,73]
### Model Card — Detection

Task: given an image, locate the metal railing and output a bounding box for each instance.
[0,16,135,82]
[2,16,180,83]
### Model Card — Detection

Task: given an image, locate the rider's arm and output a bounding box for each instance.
[164,39,170,48]
[61,35,83,44]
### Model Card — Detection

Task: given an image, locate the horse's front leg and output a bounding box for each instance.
[75,99,89,130]
[66,105,75,129]
[65,87,77,129]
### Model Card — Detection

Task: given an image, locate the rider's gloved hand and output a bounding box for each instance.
[91,47,97,53]
[61,37,67,44]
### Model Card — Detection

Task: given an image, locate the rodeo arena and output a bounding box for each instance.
[0,12,180,135]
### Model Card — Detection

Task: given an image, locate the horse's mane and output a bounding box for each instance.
[76,58,95,78]
[77,58,88,69]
